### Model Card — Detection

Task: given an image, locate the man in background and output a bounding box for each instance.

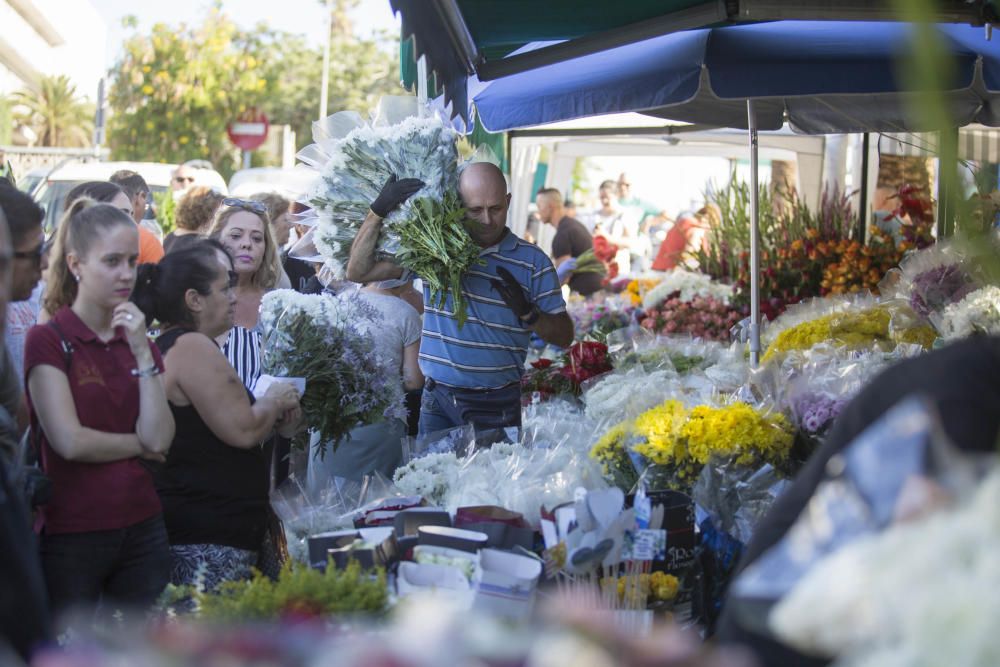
[0,199,51,662]
[109,170,165,263]
[0,182,46,437]
[537,188,602,297]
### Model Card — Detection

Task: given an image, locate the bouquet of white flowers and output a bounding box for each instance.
[642,268,734,310]
[296,98,483,325]
[932,284,1000,339]
[259,289,405,457]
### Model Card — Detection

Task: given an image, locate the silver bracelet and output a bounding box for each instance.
[131,365,160,378]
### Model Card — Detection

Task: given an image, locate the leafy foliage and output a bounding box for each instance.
[193,560,388,621]
[13,75,93,147]
[107,2,398,177]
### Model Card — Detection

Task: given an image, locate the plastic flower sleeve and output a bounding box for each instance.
[725,397,979,638]
[878,242,978,319]
[690,459,790,631]
[400,424,476,464]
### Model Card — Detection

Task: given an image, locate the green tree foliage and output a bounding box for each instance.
[13,75,93,147]
[107,2,399,177]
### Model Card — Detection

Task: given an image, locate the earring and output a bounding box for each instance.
[73,274,80,282]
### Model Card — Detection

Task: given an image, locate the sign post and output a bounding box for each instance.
[227,108,269,170]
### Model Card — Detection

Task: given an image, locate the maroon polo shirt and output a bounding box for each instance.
[24,306,164,534]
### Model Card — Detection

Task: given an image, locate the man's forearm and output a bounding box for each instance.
[530,311,574,348]
[346,211,403,283]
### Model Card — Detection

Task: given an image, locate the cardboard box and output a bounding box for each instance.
[473,549,542,621]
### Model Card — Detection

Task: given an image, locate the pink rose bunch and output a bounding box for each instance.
[639,293,741,342]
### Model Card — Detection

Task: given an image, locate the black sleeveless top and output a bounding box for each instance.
[154,328,268,551]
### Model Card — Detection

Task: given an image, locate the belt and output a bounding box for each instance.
[425,378,520,394]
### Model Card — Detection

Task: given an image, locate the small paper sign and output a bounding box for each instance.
[623,529,666,561]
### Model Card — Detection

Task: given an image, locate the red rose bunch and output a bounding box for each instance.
[522,341,613,403]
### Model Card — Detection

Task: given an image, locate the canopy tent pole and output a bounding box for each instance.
[858,132,870,243]
[748,99,761,368]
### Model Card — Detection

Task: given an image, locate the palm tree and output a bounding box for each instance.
[13,75,94,147]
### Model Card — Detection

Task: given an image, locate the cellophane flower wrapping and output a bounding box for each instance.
[271,462,404,563]
[392,402,607,527]
[521,340,613,403]
[296,99,482,323]
[761,293,936,363]
[879,242,978,320]
[259,289,404,458]
[769,459,1000,666]
[691,460,790,631]
[724,397,980,649]
[932,284,1000,340]
[567,294,637,343]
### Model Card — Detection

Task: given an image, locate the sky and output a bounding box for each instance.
[90,0,400,66]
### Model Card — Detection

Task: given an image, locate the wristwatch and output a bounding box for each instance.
[520,304,541,326]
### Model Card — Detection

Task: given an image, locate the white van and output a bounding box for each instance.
[33,161,228,232]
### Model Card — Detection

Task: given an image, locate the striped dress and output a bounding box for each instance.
[222,325,262,392]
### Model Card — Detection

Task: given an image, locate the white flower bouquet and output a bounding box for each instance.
[932,285,1000,339]
[259,289,404,457]
[641,268,735,310]
[296,98,483,325]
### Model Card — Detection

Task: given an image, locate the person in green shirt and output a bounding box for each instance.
[616,173,666,272]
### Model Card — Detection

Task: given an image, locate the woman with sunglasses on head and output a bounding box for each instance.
[132,240,301,590]
[24,198,175,618]
[208,198,282,391]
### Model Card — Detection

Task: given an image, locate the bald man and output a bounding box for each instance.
[347,163,574,438]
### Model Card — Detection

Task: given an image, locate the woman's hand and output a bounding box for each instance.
[265,381,301,412]
[276,405,303,438]
[113,302,153,365]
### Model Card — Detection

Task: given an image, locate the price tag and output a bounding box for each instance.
[623,529,666,561]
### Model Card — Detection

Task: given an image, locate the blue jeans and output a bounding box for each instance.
[418,380,522,443]
[40,514,171,618]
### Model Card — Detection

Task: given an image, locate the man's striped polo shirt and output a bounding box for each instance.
[419,230,566,390]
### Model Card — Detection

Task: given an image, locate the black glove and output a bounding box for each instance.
[490,267,539,323]
[371,174,425,218]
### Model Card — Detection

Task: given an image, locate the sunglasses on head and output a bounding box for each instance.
[222,197,267,215]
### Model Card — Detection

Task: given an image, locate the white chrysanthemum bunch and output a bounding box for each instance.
[642,268,734,310]
[935,285,1000,340]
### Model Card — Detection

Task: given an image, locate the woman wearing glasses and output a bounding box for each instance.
[208,198,281,391]
[132,240,301,590]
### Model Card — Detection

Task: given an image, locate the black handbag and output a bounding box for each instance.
[21,320,74,508]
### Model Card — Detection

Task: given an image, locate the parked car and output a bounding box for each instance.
[33,161,228,233]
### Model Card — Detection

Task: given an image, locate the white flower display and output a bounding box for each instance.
[935,285,1000,340]
[393,421,606,527]
[770,468,1000,666]
[641,268,734,310]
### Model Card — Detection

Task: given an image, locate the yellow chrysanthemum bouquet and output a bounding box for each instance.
[761,294,936,364]
[590,399,794,493]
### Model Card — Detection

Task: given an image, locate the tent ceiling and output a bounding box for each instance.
[392,0,1000,123]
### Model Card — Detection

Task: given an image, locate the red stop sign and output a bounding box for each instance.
[227,108,269,151]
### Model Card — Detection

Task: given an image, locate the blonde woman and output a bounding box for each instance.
[208,198,281,391]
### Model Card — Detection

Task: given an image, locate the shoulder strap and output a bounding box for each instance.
[46,319,73,370]
[29,320,74,461]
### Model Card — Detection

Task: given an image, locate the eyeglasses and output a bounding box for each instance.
[174,176,195,185]
[222,197,267,215]
[13,240,46,264]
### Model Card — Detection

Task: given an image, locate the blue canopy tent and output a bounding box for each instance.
[415,20,1000,365]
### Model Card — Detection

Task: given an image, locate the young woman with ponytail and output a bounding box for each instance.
[131,240,301,590]
[24,198,175,617]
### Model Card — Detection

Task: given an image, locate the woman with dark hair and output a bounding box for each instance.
[25,198,175,616]
[131,239,301,590]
